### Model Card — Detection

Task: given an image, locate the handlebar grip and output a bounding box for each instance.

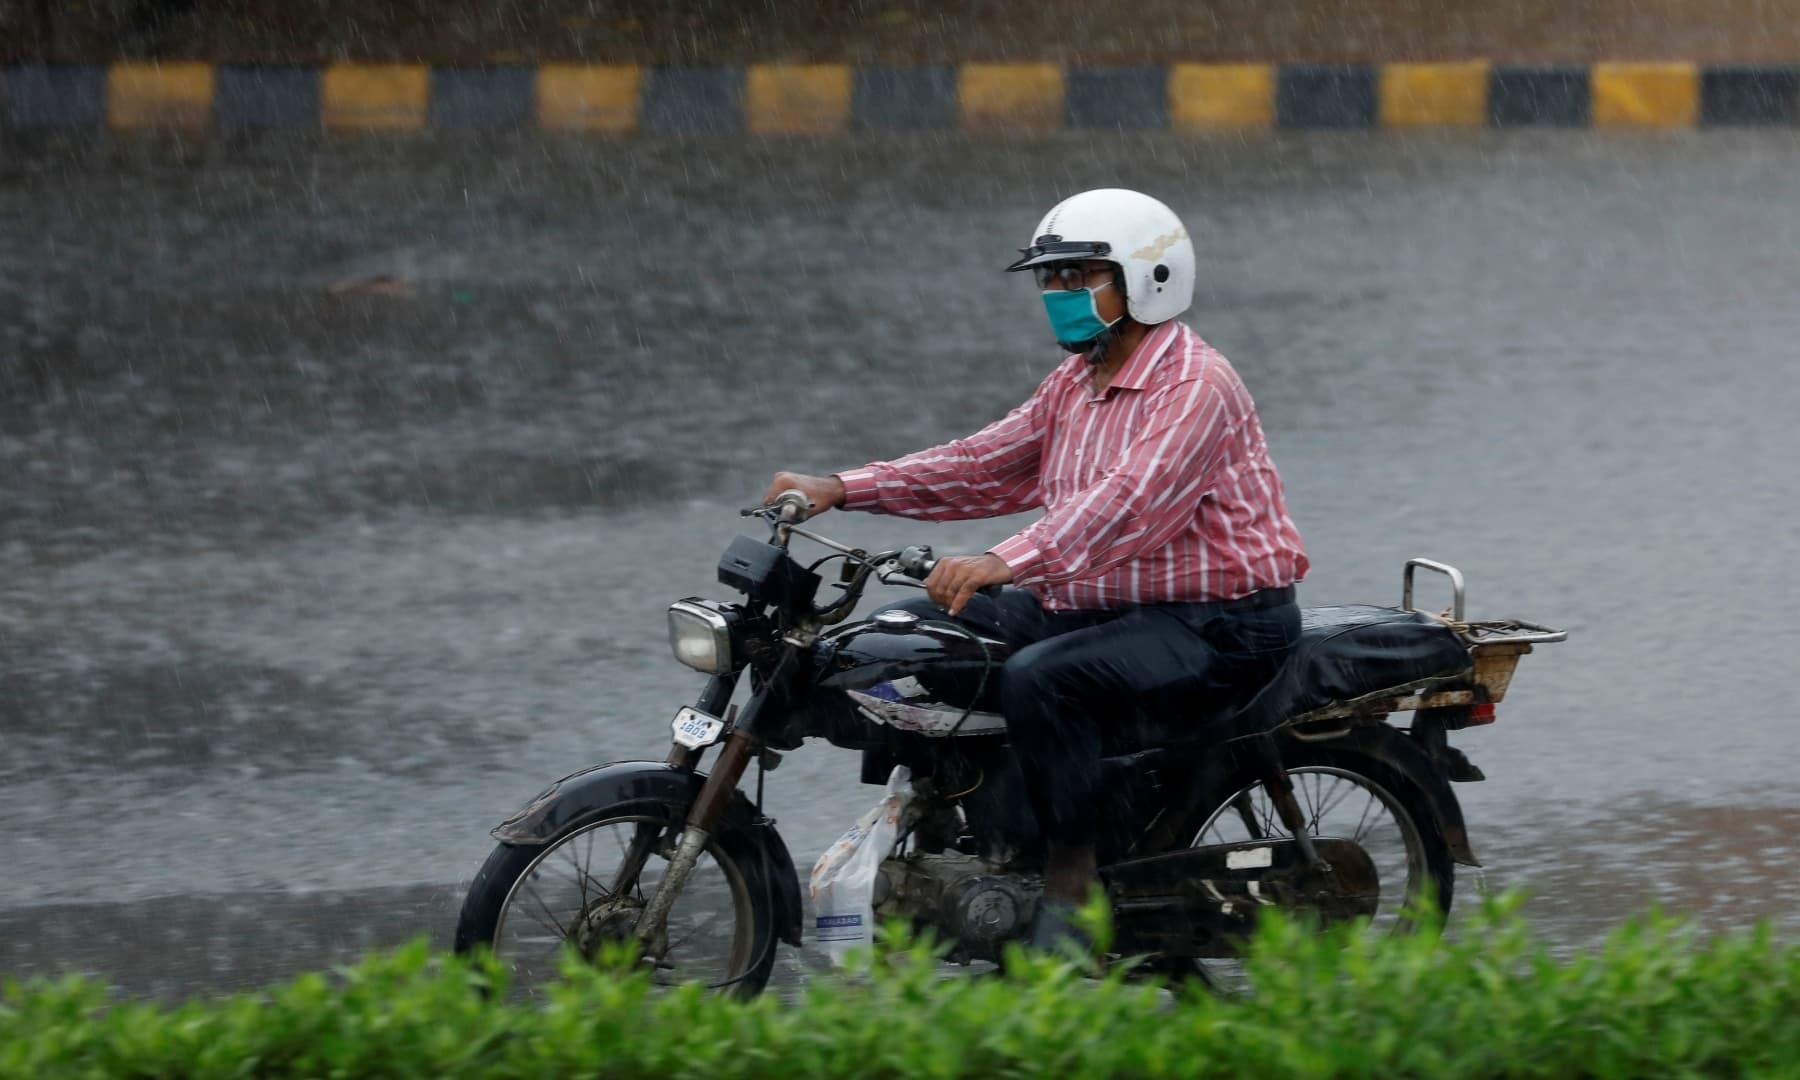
[909,555,1005,600]
[771,488,812,524]
[897,544,935,579]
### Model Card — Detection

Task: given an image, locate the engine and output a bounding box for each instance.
[872,852,1040,962]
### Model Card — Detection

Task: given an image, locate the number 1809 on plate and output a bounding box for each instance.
[670,706,726,750]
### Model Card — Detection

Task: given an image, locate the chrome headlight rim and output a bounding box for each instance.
[667,598,738,675]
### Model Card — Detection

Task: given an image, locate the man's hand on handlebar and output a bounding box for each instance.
[762,472,846,517]
[754,475,1011,614]
[926,554,1013,616]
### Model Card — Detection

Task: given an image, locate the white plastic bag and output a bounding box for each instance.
[808,765,913,966]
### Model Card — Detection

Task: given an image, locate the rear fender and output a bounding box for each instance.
[1317,727,1480,867]
[491,760,804,946]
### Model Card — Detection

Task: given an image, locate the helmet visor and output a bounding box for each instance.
[1004,239,1112,273]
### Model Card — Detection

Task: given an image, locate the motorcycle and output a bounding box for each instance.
[453,490,1565,994]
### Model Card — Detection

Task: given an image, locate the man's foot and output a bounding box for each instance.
[1028,899,1097,958]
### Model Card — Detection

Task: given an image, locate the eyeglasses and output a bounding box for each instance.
[1033,264,1112,291]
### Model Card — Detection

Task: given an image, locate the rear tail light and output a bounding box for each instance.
[1467,703,1498,725]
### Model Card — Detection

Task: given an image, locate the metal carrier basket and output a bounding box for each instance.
[1287,559,1567,727]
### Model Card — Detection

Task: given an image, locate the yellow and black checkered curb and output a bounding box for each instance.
[5,61,1796,132]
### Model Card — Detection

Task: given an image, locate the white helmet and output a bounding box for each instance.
[1004,188,1195,326]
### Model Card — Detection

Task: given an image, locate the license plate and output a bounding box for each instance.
[670,706,726,750]
[1226,846,1274,870]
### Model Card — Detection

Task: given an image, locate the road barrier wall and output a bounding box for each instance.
[4,60,1797,133]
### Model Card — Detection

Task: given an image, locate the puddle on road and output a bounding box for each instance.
[1465,797,1800,951]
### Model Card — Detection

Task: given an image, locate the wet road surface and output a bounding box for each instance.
[3,130,1799,996]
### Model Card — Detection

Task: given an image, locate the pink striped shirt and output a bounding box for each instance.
[837,321,1308,611]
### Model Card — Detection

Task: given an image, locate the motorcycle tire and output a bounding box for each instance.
[1167,742,1455,988]
[454,801,780,998]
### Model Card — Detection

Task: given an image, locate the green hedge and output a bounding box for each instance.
[3,896,1796,1079]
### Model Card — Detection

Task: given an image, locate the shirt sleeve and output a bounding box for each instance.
[834,380,1051,522]
[989,377,1237,585]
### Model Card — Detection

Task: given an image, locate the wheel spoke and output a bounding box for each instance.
[1249,790,1267,836]
[522,884,570,940]
[1315,774,1359,824]
[1314,774,1341,831]
[1352,790,1380,843]
[580,832,596,908]
[665,912,725,957]
[607,824,660,899]
[569,839,591,912]
[544,855,612,905]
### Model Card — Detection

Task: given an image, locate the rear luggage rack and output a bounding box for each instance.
[1403,558,1568,645]
[1286,559,1566,731]
[1457,618,1569,647]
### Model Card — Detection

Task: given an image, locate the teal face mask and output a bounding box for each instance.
[1041,280,1121,352]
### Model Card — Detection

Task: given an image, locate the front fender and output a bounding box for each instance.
[491,760,804,946]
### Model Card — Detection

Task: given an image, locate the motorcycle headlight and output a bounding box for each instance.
[667,599,741,675]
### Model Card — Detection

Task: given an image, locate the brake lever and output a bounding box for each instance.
[879,559,1005,599]
[876,566,927,590]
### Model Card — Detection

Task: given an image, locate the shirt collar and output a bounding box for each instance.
[1107,320,1182,392]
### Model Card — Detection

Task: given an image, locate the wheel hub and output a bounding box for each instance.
[1296,837,1382,922]
[572,895,645,959]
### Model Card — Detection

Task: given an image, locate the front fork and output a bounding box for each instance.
[635,660,782,957]
[635,730,759,956]
[597,676,744,907]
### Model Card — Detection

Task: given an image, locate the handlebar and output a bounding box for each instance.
[741,488,814,525]
[741,500,1003,621]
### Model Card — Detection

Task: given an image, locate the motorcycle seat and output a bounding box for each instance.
[1211,605,1474,741]
[1107,605,1473,768]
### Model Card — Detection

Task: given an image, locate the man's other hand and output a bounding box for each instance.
[762,472,846,515]
[926,554,1014,616]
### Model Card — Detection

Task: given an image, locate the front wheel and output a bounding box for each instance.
[454,805,778,997]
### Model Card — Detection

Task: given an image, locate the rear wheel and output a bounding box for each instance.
[1178,746,1454,989]
[454,805,777,998]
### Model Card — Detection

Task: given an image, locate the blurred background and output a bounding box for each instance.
[2,1,1798,999]
[9,0,1800,63]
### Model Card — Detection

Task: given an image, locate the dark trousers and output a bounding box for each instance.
[891,586,1301,849]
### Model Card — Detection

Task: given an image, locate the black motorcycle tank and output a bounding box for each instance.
[816,609,1011,715]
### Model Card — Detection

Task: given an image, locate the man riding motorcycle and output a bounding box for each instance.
[765,187,1309,949]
